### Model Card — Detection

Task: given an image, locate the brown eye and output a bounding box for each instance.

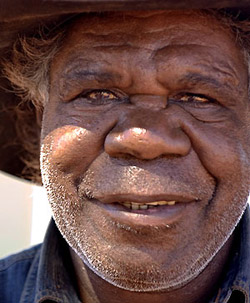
[87,90,119,101]
[173,93,211,103]
[77,89,128,105]
[179,94,208,103]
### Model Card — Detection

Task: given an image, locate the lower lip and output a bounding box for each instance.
[93,200,191,227]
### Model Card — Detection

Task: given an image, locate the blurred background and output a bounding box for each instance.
[0,171,51,258]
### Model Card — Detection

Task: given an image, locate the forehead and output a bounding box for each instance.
[50,10,247,101]
[52,10,245,74]
[63,10,239,51]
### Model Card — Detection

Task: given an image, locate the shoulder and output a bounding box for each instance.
[0,244,42,303]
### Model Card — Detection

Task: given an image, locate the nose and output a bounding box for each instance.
[104,108,191,160]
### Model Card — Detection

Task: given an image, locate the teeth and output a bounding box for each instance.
[123,203,131,209]
[131,204,139,210]
[139,204,148,210]
[147,201,175,206]
[120,200,176,210]
[165,201,176,205]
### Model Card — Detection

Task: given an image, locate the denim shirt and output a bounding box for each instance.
[1,207,250,303]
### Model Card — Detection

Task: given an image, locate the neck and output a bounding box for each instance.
[70,234,234,303]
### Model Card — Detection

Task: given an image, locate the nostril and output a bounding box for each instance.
[104,126,191,160]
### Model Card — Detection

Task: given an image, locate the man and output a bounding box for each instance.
[0,2,250,303]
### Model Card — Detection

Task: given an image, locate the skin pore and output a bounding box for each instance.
[40,10,250,303]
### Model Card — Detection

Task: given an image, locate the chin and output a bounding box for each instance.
[41,163,249,292]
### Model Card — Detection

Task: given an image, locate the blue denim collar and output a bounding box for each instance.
[24,207,250,303]
[209,206,250,303]
[35,221,81,303]
[20,220,81,303]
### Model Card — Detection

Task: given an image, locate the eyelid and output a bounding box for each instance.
[79,88,127,99]
[81,89,118,100]
[170,92,218,104]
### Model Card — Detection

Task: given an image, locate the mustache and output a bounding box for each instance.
[77,153,215,202]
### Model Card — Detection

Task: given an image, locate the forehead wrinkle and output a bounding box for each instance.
[91,45,157,55]
[79,34,161,50]
[150,43,210,61]
[79,32,135,44]
[153,44,219,59]
[91,44,133,51]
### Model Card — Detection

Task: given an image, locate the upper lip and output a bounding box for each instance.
[92,193,198,204]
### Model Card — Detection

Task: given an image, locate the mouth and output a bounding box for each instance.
[120,200,177,210]
[87,196,197,227]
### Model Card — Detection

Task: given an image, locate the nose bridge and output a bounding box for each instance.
[104,107,191,159]
[130,94,167,109]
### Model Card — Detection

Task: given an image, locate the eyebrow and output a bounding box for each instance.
[59,67,124,100]
[63,69,122,83]
[178,72,235,91]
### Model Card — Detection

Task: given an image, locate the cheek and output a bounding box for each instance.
[41,126,102,179]
[41,106,118,179]
[182,118,250,185]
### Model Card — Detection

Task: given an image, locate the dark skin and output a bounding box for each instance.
[41,10,250,303]
[70,236,234,303]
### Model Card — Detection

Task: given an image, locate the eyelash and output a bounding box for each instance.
[169,92,218,106]
[76,89,218,107]
[77,89,128,104]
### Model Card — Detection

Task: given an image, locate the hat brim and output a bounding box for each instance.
[1,0,250,21]
[1,0,250,182]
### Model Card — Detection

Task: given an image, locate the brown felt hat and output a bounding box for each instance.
[1,0,250,182]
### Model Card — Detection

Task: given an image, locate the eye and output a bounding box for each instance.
[78,89,127,105]
[170,92,217,105]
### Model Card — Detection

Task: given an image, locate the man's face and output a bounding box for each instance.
[41,11,250,291]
